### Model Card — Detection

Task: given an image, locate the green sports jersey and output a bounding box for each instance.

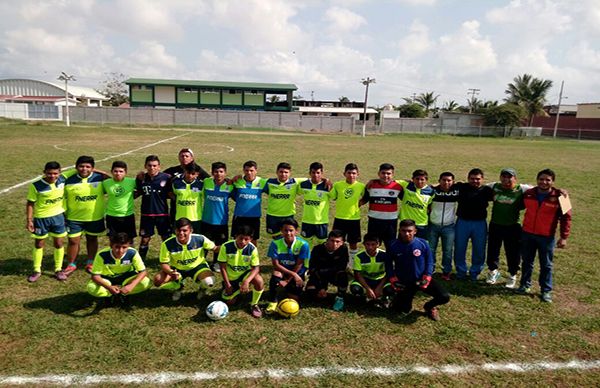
[91,247,145,277]
[172,177,203,222]
[297,180,330,224]
[27,176,66,218]
[353,248,388,281]
[490,183,527,226]
[64,172,106,222]
[330,180,365,220]
[160,234,215,271]
[217,240,260,281]
[103,177,136,217]
[398,180,434,226]
[263,178,304,217]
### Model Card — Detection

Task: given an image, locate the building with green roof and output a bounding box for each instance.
[126,78,297,111]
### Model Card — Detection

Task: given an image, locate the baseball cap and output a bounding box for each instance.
[179,148,194,157]
[500,168,517,177]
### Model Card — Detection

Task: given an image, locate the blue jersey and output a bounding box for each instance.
[385,237,433,284]
[201,178,233,225]
[137,172,171,216]
[267,237,310,275]
[232,177,267,217]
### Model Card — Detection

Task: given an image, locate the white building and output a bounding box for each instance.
[0,79,107,106]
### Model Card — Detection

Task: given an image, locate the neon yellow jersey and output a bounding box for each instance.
[353,248,388,281]
[103,177,136,217]
[397,180,434,226]
[159,234,215,271]
[217,240,260,281]
[64,172,106,222]
[91,247,146,277]
[172,177,203,222]
[330,180,365,220]
[297,180,330,224]
[27,176,66,218]
[263,178,305,217]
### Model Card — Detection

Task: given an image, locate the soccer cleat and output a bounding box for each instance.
[119,294,132,311]
[265,302,278,315]
[541,291,553,303]
[441,272,451,281]
[85,262,94,274]
[505,274,518,289]
[250,304,263,318]
[486,269,501,284]
[54,271,67,281]
[172,290,182,301]
[517,285,531,294]
[27,272,42,283]
[426,307,440,321]
[211,263,221,273]
[332,296,345,312]
[62,264,77,277]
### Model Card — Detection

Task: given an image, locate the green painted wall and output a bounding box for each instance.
[244,92,263,106]
[131,90,153,103]
[200,91,220,105]
[177,89,198,104]
[222,91,242,105]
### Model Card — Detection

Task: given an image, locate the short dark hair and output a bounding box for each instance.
[412,169,428,178]
[362,233,380,244]
[145,155,160,165]
[76,155,95,167]
[344,163,358,172]
[399,219,416,228]
[277,162,292,171]
[537,168,556,180]
[184,163,201,174]
[211,162,227,172]
[328,229,345,240]
[111,160,127,170]
[175,217,192,230]
[279,218,298,230]
[439,171,455,180]
[243,160,258,169]
[468,168,484,177]
[379,163,394,172]
[309,162,323,172]
[110,232,130,246]
[44,161,61,171]
[235,225,254,238]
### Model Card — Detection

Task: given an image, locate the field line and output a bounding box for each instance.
[1,359,599,385]
[0,133,190,196]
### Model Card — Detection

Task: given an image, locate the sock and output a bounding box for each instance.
[268,276,281,302]
[349,249,358,258]
[32,247,43,273]
[251,288,264,305]
[139,245,149,260]
[53,247,65,272]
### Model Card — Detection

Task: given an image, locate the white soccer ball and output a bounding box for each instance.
[206,301,229,321]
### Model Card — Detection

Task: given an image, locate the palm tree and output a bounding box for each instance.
[467,97,483,113]
[442,100,459,111]
[505,74,553,126]
[415,91,440,113]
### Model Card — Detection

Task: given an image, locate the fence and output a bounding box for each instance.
[0,103,61,120]
[379,117,541,137]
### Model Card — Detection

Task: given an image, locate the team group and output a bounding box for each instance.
[26,147,572,320]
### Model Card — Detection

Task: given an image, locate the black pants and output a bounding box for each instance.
[306,269,348,294]
[486,222,521,275]
[268,274,304,302]
[392,278,450,313]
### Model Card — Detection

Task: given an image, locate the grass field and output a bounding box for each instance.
[0,119,599,386]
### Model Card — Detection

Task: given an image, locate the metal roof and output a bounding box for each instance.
[298,106,378,114]
[125,78,297,91]
[0,79,107,100]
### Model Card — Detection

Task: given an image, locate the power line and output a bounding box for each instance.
[467,88,480,113]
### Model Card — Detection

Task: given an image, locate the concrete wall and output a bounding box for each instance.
[0,102,61,120]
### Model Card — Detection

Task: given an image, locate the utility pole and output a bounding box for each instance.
[58,72,76,126]
[361,77,376,137]
[310,90,314,101]
[553,80,565,139]
[467,88,480,113]
[411,93,417,103]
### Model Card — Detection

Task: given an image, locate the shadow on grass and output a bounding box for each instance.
[442,278,518,299]
[0,258,35,276]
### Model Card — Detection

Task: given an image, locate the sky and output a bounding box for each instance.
[1,0,599,107]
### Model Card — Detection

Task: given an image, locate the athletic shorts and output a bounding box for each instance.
[367,217,397,245]
[200,222,228,245]
[350,278,388,293]
[231,216,260,240]
[221,270,252,300]
[106,214,137,239]
[32,214,66,239]
[300,223,328,240]
[98,271,138,286]
[188,220,203,235]
[140,215,172,238]
[177,262,211,281]
[306,269,348,291]
[66,218,105,238]
[332,218,361,244]
[266,215,295,236]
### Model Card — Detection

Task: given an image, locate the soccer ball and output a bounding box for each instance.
[277,298,300,318]
[206,301,229,321]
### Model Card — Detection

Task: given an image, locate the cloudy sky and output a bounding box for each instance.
[1,0,599,107]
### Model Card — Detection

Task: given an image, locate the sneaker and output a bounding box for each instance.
[85,262,94,274]
[172,290,182,301]
[265,302,278,315]
[119,294,132,311]
[517,285,531,294]
[333,296,345,312]
[486,269,501,284]
[54,271,67,281]
[211,263,221,273]
[27,272,42,283]
[62,264,77,277]
[250,304,263,318]
[441,272,451,281]
[426,307,440,321]
[541,291,553,303]
[505,274,518,289]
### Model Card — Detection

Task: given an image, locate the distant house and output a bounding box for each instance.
[0,79,107,106]
[293,100,377,122]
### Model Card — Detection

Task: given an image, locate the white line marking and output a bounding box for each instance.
[0,360,598,385]
[0,133,190,196]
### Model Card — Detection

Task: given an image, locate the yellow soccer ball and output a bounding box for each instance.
[277,298,300,318]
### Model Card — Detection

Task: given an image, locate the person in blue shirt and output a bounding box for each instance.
[386,219,450,321]
[231,160,267,246]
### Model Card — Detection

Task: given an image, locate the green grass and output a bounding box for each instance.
[0,121,599,385]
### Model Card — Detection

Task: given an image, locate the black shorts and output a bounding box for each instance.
[188,220,203,234]
[178,262,211,281]
[231,216,260,240]
[140,215,172,238]
[106,214,137,239]
[367,217,397,245]
[266,215,294,236]
[200,222,228,245]
[300,223,328,240]
[307,269,349,291]
[332,218,361,244]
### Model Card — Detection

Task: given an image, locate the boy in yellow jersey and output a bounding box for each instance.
[262,162,304,238]
[170,163,204,232]
[218,225,264,318]
[26,161,67,282]
[350,233,392,307]
[103,161,138,244]
[87,232,151,308]
[297,162,331,248]
[397,169,435,239]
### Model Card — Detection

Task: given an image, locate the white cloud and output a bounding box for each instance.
[396,19,432,59]
[395,0,437,5]
[438,20,497,75]
[324,6,367,33]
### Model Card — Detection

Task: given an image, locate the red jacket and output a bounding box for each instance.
[522,187,571,239]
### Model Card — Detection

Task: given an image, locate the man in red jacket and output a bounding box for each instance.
[518,169,571,303]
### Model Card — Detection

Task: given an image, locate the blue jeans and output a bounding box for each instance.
[520,232,554,292]
[454,218,487,280]
[428,223,455,274]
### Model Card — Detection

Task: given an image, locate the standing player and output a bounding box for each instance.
[297,162,331,248]
[61,156,106,276]
[231,160,267,246]
[386,219,450,321]
[154,218,217,301]
[397,169,435,238]
[137,155,172,260]
[218,226,264,318]
[262,162,304,238]
[171,163,204,233]
[330,163,366,260]
[103,161,138,244]
[518,169,571,303]
[350,233,391,306]
[26,161,67,282]
[265,219,310,314]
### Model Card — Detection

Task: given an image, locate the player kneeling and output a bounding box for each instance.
[350,233,392,307]
[218,226,264,318]
[154,218,217,301]
[87,232,151,307]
